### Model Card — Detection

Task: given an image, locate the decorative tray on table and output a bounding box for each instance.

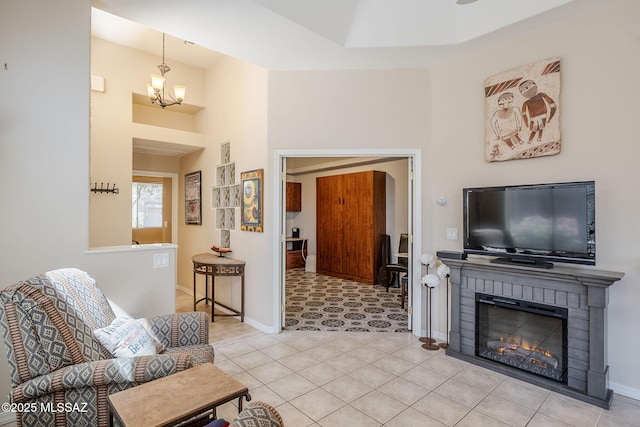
[211,245,232,257]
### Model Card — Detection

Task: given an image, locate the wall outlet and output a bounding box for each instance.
[153,253,170,269]
[446,228,458,240]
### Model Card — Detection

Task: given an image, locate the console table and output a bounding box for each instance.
[192,253,245,322]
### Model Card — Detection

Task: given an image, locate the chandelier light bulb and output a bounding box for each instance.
[150,74,165,91]
[146,84,158,101]
[173,85,186,102]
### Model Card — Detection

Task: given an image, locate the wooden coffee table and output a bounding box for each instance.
[107,363,251,427]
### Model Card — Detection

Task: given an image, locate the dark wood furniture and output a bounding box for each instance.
[286,237,307,269]
[107,363,251,427]
[316,170,386,285]
[192,253,245,322]
[286,182,302,212]
[384,233,409,290]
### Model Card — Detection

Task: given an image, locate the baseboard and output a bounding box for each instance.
[176,284,192,294]
[207,300,277,334]
[610,381,640,401]
[243,316,278,334]
[180,285,277,334]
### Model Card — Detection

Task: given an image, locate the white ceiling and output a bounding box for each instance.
[91,0,608,71]
[94,0,607,158]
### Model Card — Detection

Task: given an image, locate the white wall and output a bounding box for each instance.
[1,0,638,410]
[90,40,273,330]
[0,0,91,412]
[269,68,431,259]
[0,2,182,417]
[269,69,430,331]
[268,69,431,151]
[84,245,177,318]
[427,0,640,398]
[176,56,271,330]
[0,2,90,291]
[267,1,640,399]
[90,37,206,247]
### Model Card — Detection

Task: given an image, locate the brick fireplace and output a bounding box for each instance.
[444,257,623,408]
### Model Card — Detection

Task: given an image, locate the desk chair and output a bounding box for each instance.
[377,233,408,293]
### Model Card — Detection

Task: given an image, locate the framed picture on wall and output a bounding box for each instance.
[484,57,561,162]
[241,169,263,232]
[185,170,202,225]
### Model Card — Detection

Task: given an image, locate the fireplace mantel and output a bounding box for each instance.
[445,256,624,408]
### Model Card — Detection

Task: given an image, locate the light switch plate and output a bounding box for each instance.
[446,228,458,240]
[153,253,170,269]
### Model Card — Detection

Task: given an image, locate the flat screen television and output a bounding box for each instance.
[463,181,595,268]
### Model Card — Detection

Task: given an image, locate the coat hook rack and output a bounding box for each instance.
[90,182,120,194]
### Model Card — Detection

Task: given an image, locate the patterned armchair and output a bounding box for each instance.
[0,268,216,427]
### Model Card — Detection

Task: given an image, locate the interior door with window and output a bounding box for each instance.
[132,176,172,244]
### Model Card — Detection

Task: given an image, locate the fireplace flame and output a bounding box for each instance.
[488,339,558,369]
[496,338,552,358]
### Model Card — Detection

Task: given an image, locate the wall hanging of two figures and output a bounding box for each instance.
[485,57,561,162]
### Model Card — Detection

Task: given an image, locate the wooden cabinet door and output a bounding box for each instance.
[371,171,387,283]
[316,175,344,275]
[342,171,374,282]
[316,171,385,285]
[286,182,301,212]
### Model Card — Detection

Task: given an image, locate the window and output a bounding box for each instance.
[132,182,163,228]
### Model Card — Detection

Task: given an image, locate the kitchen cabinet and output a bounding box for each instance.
[286,182,302,212]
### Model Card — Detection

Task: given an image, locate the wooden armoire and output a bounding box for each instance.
[316,170,386,285]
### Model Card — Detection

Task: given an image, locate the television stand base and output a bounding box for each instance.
[491,257,554,269]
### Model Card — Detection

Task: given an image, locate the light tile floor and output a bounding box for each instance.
[178,288,640,427]
[4,291,636,427]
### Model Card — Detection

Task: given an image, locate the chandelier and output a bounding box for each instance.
[146,33,186,109]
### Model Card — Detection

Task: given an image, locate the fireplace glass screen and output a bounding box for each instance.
[475,293,567,382]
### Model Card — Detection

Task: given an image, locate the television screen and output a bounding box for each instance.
[463,181,595,267]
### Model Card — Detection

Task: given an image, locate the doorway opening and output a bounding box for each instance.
[273,149,422,334]
[133,171,179,244]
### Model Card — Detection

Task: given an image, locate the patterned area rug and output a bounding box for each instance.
[285,269,409,332]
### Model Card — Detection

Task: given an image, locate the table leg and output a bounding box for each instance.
[205,275,209,306]
[193,270,197,311]
[211,276,215,322]
[239,391,251,412]
[241,273,245,322]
